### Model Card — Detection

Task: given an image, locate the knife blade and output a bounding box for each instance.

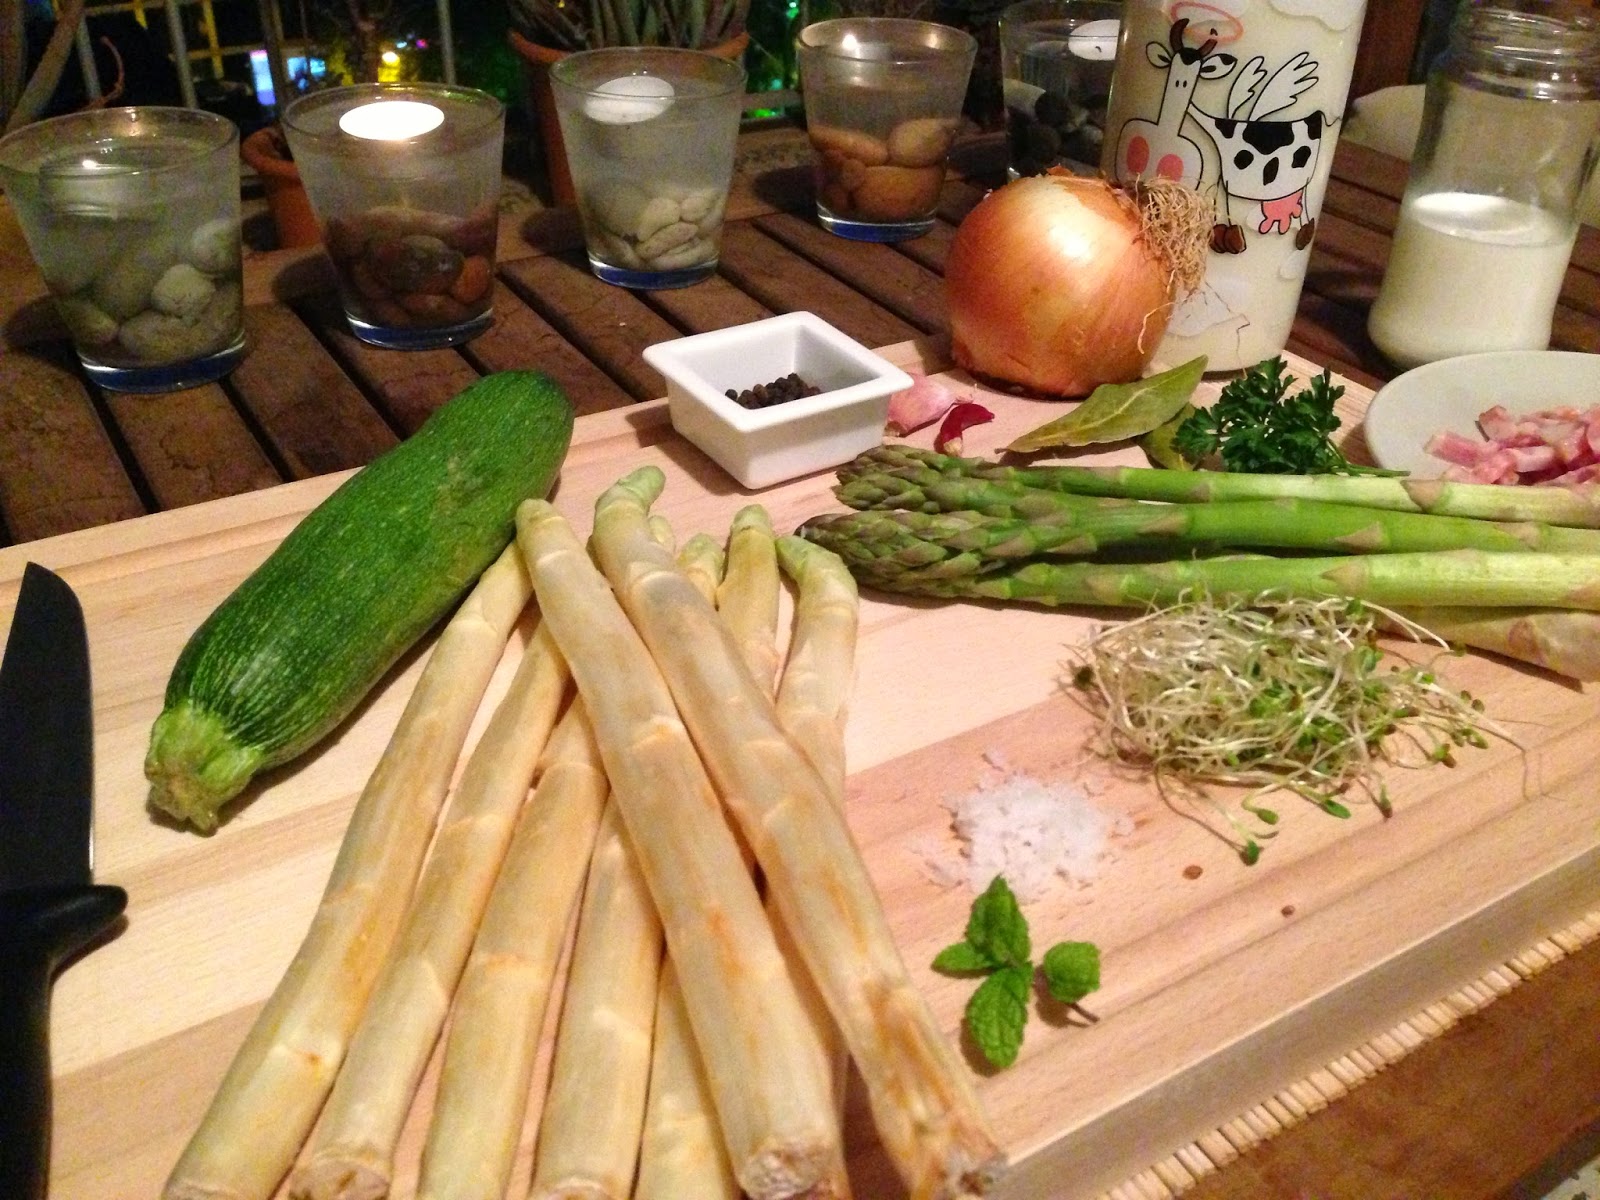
[0,563,127,1200]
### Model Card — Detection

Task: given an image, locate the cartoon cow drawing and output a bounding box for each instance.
[1112,18,1237,188]
[1113,17,1328,252]
[1189,50,1324,245]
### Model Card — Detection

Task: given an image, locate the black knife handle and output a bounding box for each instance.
[0,884,128,1200]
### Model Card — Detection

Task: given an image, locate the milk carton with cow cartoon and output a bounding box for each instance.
[1101,0,1367,370]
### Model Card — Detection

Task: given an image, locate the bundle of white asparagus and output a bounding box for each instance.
[161,478,1004,1200]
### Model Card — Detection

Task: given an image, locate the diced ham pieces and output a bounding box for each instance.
[1427,403,1600,488]
[1509,443,1559,474]
[1476,406,1521,443]
[1425,428,1493,468]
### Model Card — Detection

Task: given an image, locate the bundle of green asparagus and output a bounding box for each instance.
[798,446,1600,681]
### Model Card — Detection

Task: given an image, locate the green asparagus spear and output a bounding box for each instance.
[837,465,1124,517]
[1380,607,1600,681]
[814,548,1600,613]
[810,497,1600,571]
[840,446,1600,529]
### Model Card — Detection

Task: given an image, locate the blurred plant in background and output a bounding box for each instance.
[298,0,427,83]
[743,0,809,97]
[504,0,751,51]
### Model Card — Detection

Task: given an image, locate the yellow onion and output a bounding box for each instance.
[945,171,1208,399]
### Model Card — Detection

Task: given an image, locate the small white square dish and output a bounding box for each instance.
[643,311,914,489]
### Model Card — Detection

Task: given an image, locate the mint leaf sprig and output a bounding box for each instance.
[932,876,1102,1069]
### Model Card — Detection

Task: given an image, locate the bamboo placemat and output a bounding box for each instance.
[1100,908,1600,1198]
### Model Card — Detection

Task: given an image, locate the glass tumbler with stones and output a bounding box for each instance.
[1000,0,1122,179]
[551,48,747,289]
[796,18,978,242]
[0,106,246,392]
[283,83,505,350]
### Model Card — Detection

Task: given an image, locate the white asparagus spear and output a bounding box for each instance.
[728,514,854,1187]
[414,701,610,1200]
[676,532,727,607]
[162,544,534,1200]
[770,533,860,1123]
[523,530,697,1200]
[719,505,782,697]
[648,512,676,550]
[633,960,741,1200]
[586,469,1005,1200]
[632,516,790,1200]
[527,798,663,1200]
[290,621,570,1200]
[774,535,858,801]
[515,499,845,1200]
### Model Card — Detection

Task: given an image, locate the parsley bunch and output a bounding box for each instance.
[1173,357,1389,476]
[932,876,1101,1069]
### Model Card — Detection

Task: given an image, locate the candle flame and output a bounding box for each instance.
[339,99,445,141]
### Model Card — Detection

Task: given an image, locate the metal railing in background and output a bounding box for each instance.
[67,0,462,116]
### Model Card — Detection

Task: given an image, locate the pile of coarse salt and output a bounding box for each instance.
[918,760,1130,902]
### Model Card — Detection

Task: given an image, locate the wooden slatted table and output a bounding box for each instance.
[2,128,1597,1199]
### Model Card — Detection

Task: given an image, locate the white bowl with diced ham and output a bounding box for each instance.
[1363,350,1600,485]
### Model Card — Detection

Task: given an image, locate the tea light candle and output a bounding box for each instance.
[1068,18,1119,60]
[339,99,446,140]
[39,149,147,214]
[585,75,676,124]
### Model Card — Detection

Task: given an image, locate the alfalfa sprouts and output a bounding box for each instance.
[1067,593,1509,863]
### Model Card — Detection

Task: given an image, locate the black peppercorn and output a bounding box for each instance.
[726,371,824,409]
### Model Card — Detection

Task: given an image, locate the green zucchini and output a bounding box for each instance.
[145,370,574,831]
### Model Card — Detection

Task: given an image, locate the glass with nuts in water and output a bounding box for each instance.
[798,18,977,241]
[282,82,504,350]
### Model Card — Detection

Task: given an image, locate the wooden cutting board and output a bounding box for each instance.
[5,345,1598,1200]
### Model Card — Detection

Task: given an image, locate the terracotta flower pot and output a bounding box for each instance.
[240,125,322,249]
[508,30,750,207]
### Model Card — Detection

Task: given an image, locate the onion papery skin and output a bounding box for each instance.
[945,173,1175,399]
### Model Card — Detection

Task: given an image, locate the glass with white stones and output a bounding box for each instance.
[551,48,746,290]
[0,106,245,393]
[1101,0,1367,371]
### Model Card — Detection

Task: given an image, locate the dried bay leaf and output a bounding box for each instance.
[1006,356,1208,453]
[1140,403,1200,471]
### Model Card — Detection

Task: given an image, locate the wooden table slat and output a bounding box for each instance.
[1330,140,1412,204]
[936,176,990,225]
[463,280,638,416]
[892,218,959,276]
[289,290,487,436]
[0,347,146,544]
[103,382,284,513]
[230,304,400,476]
[498,252,684,403]
[751,210,951,335]
[716,220,923,350]
[640,271,774,338]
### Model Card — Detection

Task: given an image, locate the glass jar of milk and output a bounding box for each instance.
[1368,1,1600,370]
